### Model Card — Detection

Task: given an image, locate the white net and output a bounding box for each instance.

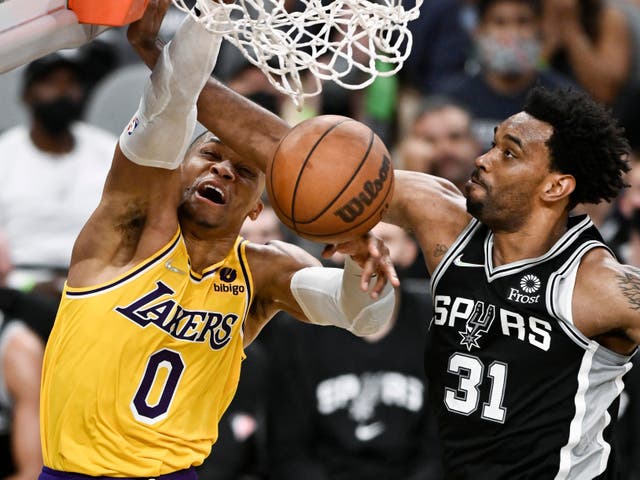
[172,0,422,106]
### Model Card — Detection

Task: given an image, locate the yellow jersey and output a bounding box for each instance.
[40,231,254,476]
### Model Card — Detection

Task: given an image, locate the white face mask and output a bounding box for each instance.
[476,33,541,75]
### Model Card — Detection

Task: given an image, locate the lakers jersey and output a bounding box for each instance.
[40,231,254,476]
[427,215,634,479]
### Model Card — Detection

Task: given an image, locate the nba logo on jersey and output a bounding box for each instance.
[126,116,139,136]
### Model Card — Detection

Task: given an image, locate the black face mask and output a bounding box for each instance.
[32,97,83,135]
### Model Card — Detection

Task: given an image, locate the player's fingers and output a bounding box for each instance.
[381,257,400,288]
[371,270,388,297]
[361,256,377,292]
[367,235,381,259]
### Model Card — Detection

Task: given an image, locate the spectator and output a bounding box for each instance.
[0,243,58,480]
[399,96,480,191]
[542,0,640,107]
[0,53,115,297]
[438,0,571,149]
[400,0,471,95]
[0,317,43,480]
[609,152,640,480]
[615,152,640,267]
[542,0,640,147]
[267,222,442,480]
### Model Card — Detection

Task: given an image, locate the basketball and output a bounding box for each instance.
[266,115,394,244]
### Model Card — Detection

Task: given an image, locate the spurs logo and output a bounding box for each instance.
[333,155,391,223]
[459,301,496,351]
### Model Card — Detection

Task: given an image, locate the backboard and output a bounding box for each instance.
[0,0,148,74]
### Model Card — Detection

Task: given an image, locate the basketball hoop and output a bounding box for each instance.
[171,0,422,107]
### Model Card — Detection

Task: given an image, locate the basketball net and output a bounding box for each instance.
[171,0,422,107]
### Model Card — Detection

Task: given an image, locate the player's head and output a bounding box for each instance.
[178,131,265,232]
[465,87,629,231]
[524,87,630,206]
[22,53,86,135]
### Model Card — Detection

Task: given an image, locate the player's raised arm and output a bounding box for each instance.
[385,170,471,273]
[128,0,290,174]
[69,0,225,286]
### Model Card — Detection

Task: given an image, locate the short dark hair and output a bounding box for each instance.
[523,87,630,207]
[477,0,541,20]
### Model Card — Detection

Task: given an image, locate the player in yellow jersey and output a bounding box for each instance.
[38,1,399,479]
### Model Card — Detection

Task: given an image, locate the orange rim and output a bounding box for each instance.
[67,0,150,26]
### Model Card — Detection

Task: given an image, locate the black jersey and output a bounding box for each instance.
[426,215,634,479]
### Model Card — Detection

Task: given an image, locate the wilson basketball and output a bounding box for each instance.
[267,115,394,243]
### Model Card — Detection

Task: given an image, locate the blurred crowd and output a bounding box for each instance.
[1,0,640,478]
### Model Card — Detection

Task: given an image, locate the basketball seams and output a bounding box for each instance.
[266,134,293,223]
[294,175,394,239]
[268,115,393,243]
[290,119,352,231]
[294,126,376,225]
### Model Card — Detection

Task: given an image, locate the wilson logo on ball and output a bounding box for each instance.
[333,155,391,223]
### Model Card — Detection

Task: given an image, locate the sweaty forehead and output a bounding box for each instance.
[498,112,553,146]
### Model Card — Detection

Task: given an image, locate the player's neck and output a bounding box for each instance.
[490,214,569,267]
[181,224,239,274]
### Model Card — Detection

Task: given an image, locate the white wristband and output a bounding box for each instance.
[290,262,395,337]
[119,11,227,169]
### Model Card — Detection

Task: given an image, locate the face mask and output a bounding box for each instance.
[476,34,541,75]
[32,97,83,135]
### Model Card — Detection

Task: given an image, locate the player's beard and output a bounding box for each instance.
[466,189,529,233]
[178,191,223,230]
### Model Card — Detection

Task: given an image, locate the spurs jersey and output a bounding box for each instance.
[427,215,634,479]
[40,231,254,476]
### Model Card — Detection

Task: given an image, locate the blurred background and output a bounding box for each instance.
[1,0,640,478]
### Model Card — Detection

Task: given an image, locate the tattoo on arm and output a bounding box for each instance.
[617,266,640,312]
[433,244,448,258]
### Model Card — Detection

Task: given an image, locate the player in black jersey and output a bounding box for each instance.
[380,88,636,479]
[130,9,639,478]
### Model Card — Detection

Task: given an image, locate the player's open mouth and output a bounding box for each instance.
[198,184,227,205]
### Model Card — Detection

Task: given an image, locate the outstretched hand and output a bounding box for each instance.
[322,234,400,299]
